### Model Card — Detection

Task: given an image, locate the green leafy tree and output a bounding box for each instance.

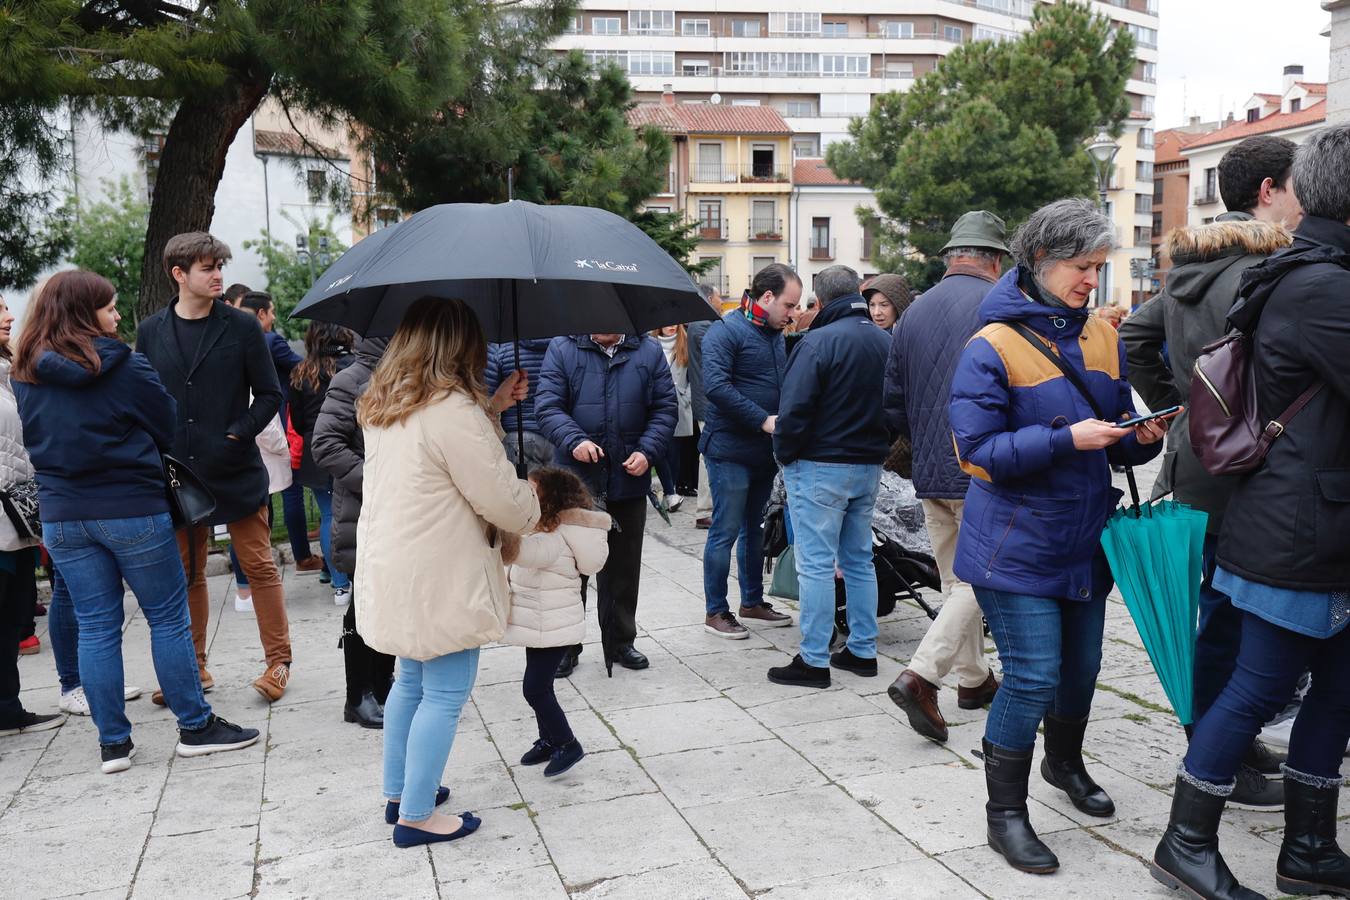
[2,0,571,316]
[64,178,150,337]
[631,211,715,278]
[828,1,1134,288]
[243,220,347,340]
[0,102,71,288]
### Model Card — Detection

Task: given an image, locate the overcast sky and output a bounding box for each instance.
[1155,0,1331,130]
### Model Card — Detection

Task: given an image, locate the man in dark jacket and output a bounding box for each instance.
[768,266,891,689]
[700,263,797,639]
[311,337,394,728]
[536,332,677,673]
[686,284,721,526]
[485,338,553,472]
[1121,135,1298,808]
[135,232,292,704]
[883,211,1007,743]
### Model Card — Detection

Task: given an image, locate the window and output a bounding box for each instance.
[697,199,723,238]
[682,18,710,36]
[1134,226,1152,247]
[1203,167,1217,201]
[862,216,879,260]
[769,12,821,36]
[731,98,761,106]
[1151,211,1163,236]
[785,100,817,118]
[1142,95,1155,116]
[973,24,1017,43]
[822,22,848,37]
[730,19,761,37]
[682,59,710,76]
[1246,107,1260,123]
[591,16,620,35]
[725,52,819,75]
[792,136,820,157]
[584,49,626,69]
[373,207,400,231]
[884,61,914,79]
[1126,23,1157,49]
[1153,178,1164,202]
[821,54,868,77]
[1137,128,1154,149]
[699,256,724,291]
[628,51,674,76]
[1135,194,1153,214]
[306,169,326,203]
[976,0,1032,14]
[811,217,831,259]
[752,255,777,275]
[1291,98,1302,113]
[1136,161,1154,182]
[696,143,724,182]
[879,21,913,38]
[628,10,674,35]
[1142,62,1157,83]
[645,205,671,214]
[564,15,581,33]
[943,25,964,43]
[751,145,777,180]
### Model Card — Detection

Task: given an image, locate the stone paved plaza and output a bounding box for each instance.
[4,466,1316,899]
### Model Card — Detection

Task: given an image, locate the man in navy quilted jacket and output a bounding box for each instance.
[882,211,1008,744]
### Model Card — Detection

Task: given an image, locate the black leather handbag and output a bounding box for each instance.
[163,454,216,527]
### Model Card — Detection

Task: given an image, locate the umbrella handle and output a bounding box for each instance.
[512,283,527,480]
[1124,465,1141,514]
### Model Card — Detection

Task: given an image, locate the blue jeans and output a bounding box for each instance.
[1192,535,1241,723]
[784,461,882,668]
[976,587,1106,752]
[281,481,312,563]
[310,488,350,590]
[44,514,212,745]
[703,457,776,616]
[383,648,480,821]
[46,567,81,693]
[1186,611,1350,784]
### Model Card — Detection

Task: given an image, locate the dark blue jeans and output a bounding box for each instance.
[281,481,312,563]
[976,588,1106,753]
[44,514,212,745]
[702,457,776,616]
[1192,535,1241,723]
[1186,611,1350,784]
[47,567,81,693]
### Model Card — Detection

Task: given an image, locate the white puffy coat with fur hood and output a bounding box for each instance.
[501,508,610,648]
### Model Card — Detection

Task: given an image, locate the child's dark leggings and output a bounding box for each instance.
[524,646,575,746]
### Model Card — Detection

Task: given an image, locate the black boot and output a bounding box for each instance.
[1276,775,1350,897]
[983,739,1059,874]
[1151,774,1266,899]
[1040,713,1116,817]
[343,691,384,729]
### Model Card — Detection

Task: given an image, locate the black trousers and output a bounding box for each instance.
[595,496,647,647]
[523,646,573,745]
[341,590,395,706]
[1,555,36,725]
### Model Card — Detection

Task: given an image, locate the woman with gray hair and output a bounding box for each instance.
[948,197,1172,875]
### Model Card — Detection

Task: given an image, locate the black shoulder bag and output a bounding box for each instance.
[163,454,216,528]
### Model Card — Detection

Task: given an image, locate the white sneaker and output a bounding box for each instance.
[666,495,684,512]
[59,687,90,716]
[333,587,350,607]
[124,685,142,701]
[1261,713,1294,750]
[234,590,254,613]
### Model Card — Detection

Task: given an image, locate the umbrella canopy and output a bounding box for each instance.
[291,201,717,340]
[1101,499,1208,725]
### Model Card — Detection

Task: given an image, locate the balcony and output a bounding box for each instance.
[697,220,729,241]
[810,238,836,260]
[749,218,784,241]
[691,163,791,184]
[1193,188,1219,206]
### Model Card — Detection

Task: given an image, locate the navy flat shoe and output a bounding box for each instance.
[384,785,450,825]
[392,812,481,848]
[544,740,585,777]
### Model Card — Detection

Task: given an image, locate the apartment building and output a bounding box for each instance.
[1327,1,1350,125]
[789,158,881,291]
[555,0,1160,305]
[1148,119,1220,290]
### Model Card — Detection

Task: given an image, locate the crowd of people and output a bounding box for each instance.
[3,123,1350,898]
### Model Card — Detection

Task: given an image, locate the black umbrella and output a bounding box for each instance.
[293,200,713,677]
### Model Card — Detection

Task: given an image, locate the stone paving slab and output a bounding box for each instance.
[6,465,1338,898]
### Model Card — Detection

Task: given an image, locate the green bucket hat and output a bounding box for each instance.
[940,210,1009,254]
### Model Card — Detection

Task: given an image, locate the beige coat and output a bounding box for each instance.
[500,508,611,648]
[355,390,540,660]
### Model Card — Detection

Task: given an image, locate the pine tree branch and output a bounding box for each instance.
[277,97,376,189]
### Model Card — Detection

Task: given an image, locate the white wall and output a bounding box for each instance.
[1328,0,1350,126]
[790,185,878,289]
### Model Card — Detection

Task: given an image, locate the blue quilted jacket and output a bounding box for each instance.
[949,268,1160,603]
[485,338,551,434]
[883,266,996,499]
[699,311,786,465]
[535,334,677,502]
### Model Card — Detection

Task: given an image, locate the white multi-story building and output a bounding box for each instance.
[554,0,1160,304]
[1327,1,1350,125]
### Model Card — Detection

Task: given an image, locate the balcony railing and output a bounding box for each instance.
[697,220,729,241]
[691,163,791,184]
[749,218,784,241]
[1193,188,1219,206]
[810,238,836,260]
[698,275,731,295]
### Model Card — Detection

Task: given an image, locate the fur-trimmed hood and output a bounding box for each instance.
[557,507,611,531]
[1163,219,1293,306]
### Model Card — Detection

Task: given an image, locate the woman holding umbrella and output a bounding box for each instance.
[948,198,1170,875]
[355,296,540,848]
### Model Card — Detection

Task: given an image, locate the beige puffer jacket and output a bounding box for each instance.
[501,508,611,648]
[0,360,37,552]
[355,390,540,661]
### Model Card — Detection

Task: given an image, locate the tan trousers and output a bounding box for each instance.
[178,505,292,669]
[906,498,992,689]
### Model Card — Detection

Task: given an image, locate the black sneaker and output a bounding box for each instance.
[1243,738,1287,778]
[767,654,831,689]
[175,715,261,758]
[544,740,585,777]
[520,739,554,766]
[101,738,136,774]
[1228,763,1284,810]
[830,646,878,677]
[0,711,65,737]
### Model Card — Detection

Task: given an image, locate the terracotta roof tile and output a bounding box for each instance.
[1297,82,1328,94]
[1154,128,1213,165]
[1184,100,1327,150]
[254,129,346,160]
[792,158,856,186]
[626,103,791,136]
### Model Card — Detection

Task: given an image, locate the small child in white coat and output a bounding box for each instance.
[501,468,610,777]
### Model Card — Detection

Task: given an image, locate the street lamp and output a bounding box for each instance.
[1085,129,1121,211]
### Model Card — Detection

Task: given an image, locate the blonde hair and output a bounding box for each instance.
[357,296,489,428]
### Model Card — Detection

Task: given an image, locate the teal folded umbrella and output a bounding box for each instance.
[1101,499,1208,725]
